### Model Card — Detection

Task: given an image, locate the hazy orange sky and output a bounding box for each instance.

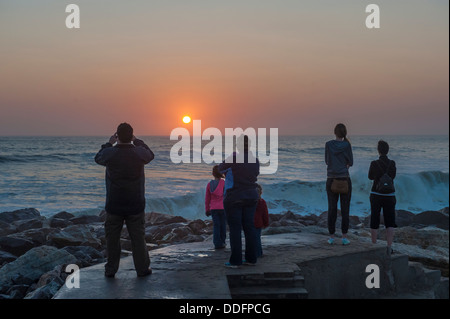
[0,0,448,136]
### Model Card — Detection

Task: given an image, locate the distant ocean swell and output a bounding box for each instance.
[0,153,94,163]
[0,136,448,218]
[145,171,449,219]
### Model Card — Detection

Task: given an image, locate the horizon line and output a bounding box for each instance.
[0,133,449,138]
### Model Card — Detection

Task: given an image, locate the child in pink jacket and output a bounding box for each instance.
[205,165,226,249]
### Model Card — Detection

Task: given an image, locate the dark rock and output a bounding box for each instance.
[268,213,282,223]
[62,246,104,267]
[395,210,415,227]
[0,208,41,224]
[11,217,45,232]
[263,226,303,235]
[11,228,57,246]
[439,207,449,216]
[279,219,302,227]
[183,234,205,243]
[268,212,306,227]
[49,218,73,229]
[0,246,76,291]
[0,236,35,257]
[160,225,194,243]
[278,212,302,226]
[36,267,65,289]
[69,215,103,225]
[95,227,106,245]
[299,214,320,226]
[269,221,282,227]
[51,211,75,220]
[24,280,62,299]
[47,225,102,249]
[172,225,193,238]
[412,210,449,230]
[144,225,164,242]
[6,284,29,299]
[280,211,298,221]
[57,264,70,282]
[187,219,207,235]
[144,212,188,226]
[160,215,189,225]
[145,224,185,243]
[9,274,35,286]
[202,220,214,235]
[408,257,449,278]
[0,220,18,236]
[0,250,17,264]
[379,226,449,249]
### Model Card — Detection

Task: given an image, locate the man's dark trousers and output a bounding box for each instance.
[104,212,150,276]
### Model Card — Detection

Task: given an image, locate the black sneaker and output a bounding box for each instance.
[104,272,115,278]
[137,268,152,277]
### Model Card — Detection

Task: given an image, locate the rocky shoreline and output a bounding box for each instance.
[0,207,448,299]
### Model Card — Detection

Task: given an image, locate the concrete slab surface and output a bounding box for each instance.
[54,231,386,299]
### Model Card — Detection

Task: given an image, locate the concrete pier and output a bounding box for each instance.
[54,232,447,299]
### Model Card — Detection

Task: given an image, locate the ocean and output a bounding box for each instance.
[0,135,448,219]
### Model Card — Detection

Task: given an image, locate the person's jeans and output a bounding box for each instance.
[211,209,227,248]
[255,228,263,258]
[104,212,150,276]
[326,178,352,235]
[224,199,258,265]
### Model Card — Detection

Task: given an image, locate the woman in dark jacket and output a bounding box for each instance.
[219,135,260,268]
[325,123,353,245]
[368,140,397,255]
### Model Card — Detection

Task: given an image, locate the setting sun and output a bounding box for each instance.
[182,116,192,124]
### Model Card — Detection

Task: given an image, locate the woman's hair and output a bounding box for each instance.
[212,165,224,179]
[377,140,389,155]
[334,123,350,144]
[256,183,262,194]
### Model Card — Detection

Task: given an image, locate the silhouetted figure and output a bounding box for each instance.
[205,165,226,249]
[219,135,260,268]
[325,123,353,245]
[369,140,397,255]
[95,123,154,278]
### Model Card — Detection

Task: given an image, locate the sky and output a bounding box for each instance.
[0,0,448,136]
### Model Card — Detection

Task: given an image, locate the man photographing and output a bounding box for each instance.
[95,123,154,278]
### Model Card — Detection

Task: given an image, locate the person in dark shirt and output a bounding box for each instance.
[219,135,260,268]
[95,123,154,278]
[368,140,397,255]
